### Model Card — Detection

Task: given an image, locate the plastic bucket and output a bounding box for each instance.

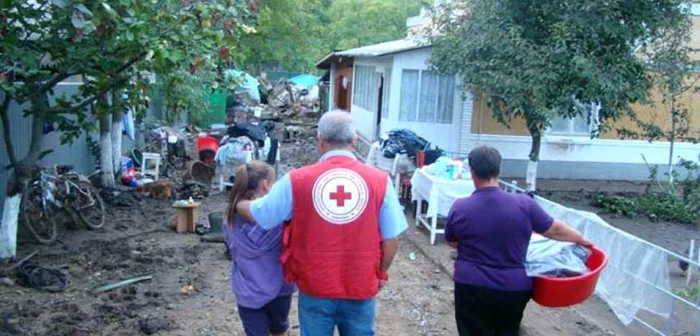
[208,212,224,233]
[197,136,219,153]
[197,136,219,164]
[532,245,608,308]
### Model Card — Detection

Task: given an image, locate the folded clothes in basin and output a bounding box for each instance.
[526,236,591,278]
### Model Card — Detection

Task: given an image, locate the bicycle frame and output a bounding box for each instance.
[38,170,95,211]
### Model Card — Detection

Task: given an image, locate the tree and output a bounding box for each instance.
[429,0,687,190]
[239,0,328,72]
[618,12,699,183]
[0,0,257,258]
[327,0,427,50]
[240,0,426,72]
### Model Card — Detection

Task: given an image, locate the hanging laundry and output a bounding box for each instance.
[122,107,135,141]
[42,121,55,134]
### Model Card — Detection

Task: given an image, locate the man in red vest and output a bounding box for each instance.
[235,110,408,335]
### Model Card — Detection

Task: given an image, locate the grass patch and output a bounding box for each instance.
[591,159,700,225]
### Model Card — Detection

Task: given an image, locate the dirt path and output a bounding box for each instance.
[1,188,627,336]
[0,190,637,336]
[2,141,697,335]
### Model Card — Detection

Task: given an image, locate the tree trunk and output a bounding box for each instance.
[111,92,124,175]
[668,95,676,185]
[0,196,20,259]
[1,89,48,259]
[526,130,542,191]
[100,110,116,189]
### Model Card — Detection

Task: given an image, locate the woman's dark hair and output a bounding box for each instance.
[226,160,274,226]
[467,146,502,180]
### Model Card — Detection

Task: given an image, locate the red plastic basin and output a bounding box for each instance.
[532,245,608,308]
[197,136,219,153]
[197,136,219,164]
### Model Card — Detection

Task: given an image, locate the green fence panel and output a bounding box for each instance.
[201,89,227,127]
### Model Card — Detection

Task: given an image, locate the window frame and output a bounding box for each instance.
[547,102,601,137]
[352,64,377,112]
[398,69,455,124]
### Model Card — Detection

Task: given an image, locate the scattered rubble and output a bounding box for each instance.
[92,275,153,294]
[228,77,323,124]
[138,317,171,335]
[180,284,196,296]
[178,180,210,200]
[101,189,141,207]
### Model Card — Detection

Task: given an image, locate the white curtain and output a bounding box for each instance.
[353,65,376,111]
[419,71,439,122]
[399,70,454,124]
[437,75,455,123]
[399,70,419,121]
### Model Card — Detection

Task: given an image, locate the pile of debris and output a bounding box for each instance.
[228,76,324,124]
[178,162,214,200]
[265,79,321,117]
[178,181,209,200]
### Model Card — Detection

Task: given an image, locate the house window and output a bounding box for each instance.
[352,65,377,111]
[381,68,392,118]
[399,69,455,123]
[549,115,591,136]
[399,70,419,121]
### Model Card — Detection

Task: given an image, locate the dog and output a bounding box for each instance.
[141,180,175,200]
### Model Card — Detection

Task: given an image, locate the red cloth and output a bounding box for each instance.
[281,155,388,299]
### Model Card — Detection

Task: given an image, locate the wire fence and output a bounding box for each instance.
[498,179,700,336]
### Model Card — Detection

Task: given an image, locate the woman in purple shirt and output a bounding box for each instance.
[445,146,591,336]
[224,160,295,336]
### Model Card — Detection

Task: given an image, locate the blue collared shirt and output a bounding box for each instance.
[250,150,408,240]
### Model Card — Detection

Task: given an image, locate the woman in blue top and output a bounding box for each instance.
[224,160,295,336]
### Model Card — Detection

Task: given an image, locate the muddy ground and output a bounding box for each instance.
[1,142,698,335]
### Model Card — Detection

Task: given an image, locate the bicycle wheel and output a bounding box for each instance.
[21,184,58,245]
[74,182,106,229]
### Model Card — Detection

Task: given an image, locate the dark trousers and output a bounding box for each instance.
[454,282,532,336]
[238,296,292,336]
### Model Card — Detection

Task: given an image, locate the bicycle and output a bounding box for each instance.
[20,165,106,245]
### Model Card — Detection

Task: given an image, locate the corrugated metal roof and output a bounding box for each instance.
[335,38,430,57]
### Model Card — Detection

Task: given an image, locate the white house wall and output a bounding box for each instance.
[381,47,464,153]
[351,56,393,141]
[462,133,700,180]
[459,92,474,154]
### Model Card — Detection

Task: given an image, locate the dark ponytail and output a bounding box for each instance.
[226,160,274,226]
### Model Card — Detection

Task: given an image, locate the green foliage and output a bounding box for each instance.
[157,68,213,125]
[617,9,699,146]
[591,194,639,219]
[428,0,688,161]
[1,0,257,145]
[240,0,426,72]
[672,285,699,299]
[327,0,427,50]
[592,159,700,225]
[240,0,328,72]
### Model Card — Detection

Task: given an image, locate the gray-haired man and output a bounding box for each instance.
[236,110,408,335]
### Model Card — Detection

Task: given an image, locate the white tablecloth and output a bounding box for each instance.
[410,168,476,218]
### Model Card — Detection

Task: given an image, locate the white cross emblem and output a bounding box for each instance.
[312,168,369,225]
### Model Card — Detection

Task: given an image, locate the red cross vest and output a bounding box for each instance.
[281,155,388,299]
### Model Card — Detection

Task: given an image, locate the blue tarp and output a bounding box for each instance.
[289,74,320,89]
[224,69,261,103]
